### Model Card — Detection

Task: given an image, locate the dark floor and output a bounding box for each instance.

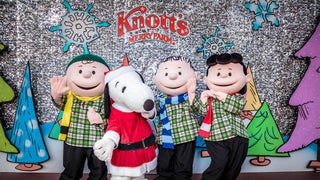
[0,172,319,180]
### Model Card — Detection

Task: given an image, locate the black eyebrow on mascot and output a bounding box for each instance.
[94,55,158,179]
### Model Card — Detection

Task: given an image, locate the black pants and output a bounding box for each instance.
[59,143,108,180]
[155,141,196,180]
[202,136,248,180]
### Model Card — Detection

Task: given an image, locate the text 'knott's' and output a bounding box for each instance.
[117,6,190,37]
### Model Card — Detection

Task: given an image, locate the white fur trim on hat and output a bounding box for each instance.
[104,66,135,84]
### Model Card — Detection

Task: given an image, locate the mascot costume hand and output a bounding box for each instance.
[94,56,157,180]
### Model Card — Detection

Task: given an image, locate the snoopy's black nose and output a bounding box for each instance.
[143,99,154,111]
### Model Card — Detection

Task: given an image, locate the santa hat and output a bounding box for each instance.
[104,66,135,84]
[67,54,110,70]
[104,54,133,84]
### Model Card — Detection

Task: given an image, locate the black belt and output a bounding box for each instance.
[117,134,155,150]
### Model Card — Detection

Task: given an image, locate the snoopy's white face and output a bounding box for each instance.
[108,70,154,113]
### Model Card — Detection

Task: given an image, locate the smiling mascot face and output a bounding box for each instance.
[153,56,199,96]
[203,53,250,95]
[66,54,110,97]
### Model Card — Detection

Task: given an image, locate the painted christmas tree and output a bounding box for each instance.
[247,101,289,166]
[0,122,18,154]
[0,76,18,153]
[278,21,320,173]
[0,42,18,154]
[241,64,262,120]
[244,64,262,111]
[0,76,14,102]
[7,62,49,171]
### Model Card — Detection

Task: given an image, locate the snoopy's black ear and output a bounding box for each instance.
[136,71,145,83]
[104,83,111,119]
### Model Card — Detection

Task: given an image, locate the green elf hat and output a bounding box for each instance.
[66,54,110,70]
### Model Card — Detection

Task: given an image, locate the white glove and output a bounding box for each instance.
[93,136,115,161]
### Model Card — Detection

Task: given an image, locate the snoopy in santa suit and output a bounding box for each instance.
[94,56,157,180]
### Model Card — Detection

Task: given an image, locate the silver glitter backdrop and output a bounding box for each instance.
[0,0,319,136]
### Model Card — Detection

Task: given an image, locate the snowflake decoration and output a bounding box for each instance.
[245,0,280,31]
[196,27,234,59]
[49,0,110,54]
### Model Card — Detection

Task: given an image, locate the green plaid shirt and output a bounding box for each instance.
[156,94,200,145]
[191,94,248,141]
[58,95,107,147]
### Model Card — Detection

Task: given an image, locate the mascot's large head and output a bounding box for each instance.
[103,56,155,118]
[153,56,200,96]
[203,53,250,95]
[66,54,110,97]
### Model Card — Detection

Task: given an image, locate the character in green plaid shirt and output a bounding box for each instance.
[192,53,250,180]
[50,54,110,180]
[153,56,200,180]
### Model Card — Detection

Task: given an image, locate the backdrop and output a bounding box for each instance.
[0,0,319,173]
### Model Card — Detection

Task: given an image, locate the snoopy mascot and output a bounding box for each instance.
[94,57,157,180]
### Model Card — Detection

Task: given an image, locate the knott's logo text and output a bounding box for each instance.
[117,6,190,45]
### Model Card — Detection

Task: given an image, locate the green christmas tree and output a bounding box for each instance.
[0,76,14,102]
[0,123,18,153]
[0,76,18,153]
[0,41,18,153]
[247,100,289,166]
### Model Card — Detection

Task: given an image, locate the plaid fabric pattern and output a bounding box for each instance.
[58,95,107,147]
[156,94,199,145]
[191,94,248,141]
